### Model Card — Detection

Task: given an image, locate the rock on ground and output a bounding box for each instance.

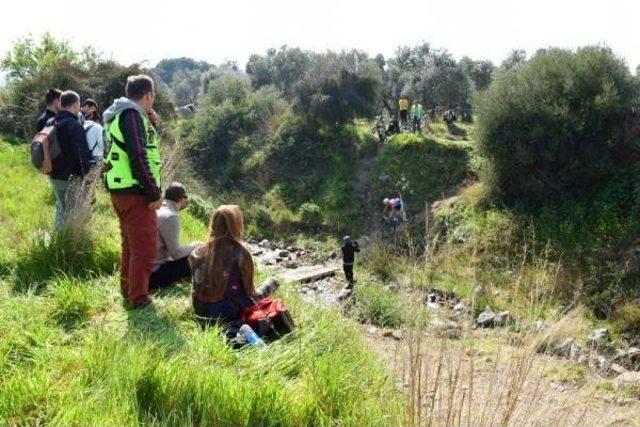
[476,308,496,328]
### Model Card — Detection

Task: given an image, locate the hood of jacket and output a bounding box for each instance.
[102,97,147,126]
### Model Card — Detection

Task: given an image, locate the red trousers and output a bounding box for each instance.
[111,194,157,308]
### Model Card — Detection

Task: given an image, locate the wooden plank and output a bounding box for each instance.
[281,264,340,283]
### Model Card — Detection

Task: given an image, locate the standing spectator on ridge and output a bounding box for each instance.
[36,89,62,132]
[49,90,93,229]
[398,96,409,127]
[150,182,203,289]
[103,74,163,309]
[411,100,423,134]
[81,99,105,167]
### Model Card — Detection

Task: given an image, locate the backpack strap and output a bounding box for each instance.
[85,123,101,154]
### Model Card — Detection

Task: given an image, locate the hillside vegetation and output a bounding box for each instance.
[2,33,640,424]
[0,140,402,426]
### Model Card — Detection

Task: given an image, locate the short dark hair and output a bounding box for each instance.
[164,182,188,202]
[60,90,80,108]
[45,89,62,105]
[125,74,155,100]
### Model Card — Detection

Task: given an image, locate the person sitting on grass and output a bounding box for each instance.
[190,205,279,325]
[149,182,203,289]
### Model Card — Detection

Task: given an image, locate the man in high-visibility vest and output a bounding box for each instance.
[103,75,162,308]
[411,100,423,134]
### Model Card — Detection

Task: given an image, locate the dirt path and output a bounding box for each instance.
[362,327,640,426]
[356,143,382,238]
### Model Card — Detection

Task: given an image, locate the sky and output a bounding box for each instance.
[1,0,639,71]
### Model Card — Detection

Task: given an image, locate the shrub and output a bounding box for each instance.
[353,278,405,328]
[298,202,323,230]
[614,301,640,341]
[186,194,214,225]
[12,228,118,293]
[250,204,275,235]
[477,46,638,205]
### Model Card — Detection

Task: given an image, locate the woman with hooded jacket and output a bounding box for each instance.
[190,205,278,324]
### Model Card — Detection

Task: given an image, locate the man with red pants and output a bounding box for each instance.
[103,75,162,308]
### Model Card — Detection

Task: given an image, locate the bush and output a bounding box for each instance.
[614,301,640,341]
[353,278,405,328]
[13,228,118,293]
[477,46,638,205]
[298,202,323,230]
[186,194,214,225]
[1,34,174,138]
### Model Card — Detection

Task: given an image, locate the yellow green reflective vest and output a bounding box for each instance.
[104,110,161,191]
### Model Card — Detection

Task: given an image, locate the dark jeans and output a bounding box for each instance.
[400,110,408,125]
[343,263,354,285]
[149,257,191,290]
[193,298,244,326]
[412,116,421,133]
[193,278,280,325]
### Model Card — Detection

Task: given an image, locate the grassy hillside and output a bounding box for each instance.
[373,125,476,218]
[0,139,402,426]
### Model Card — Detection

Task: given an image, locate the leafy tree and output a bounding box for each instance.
[0,34,173,137]
[500,49,527,71]
[294,50,382,125]
[385,43,471,110]
[246,46,310,97]
[171,69,204,105]
[246,49,276,89]
[478,46,638,205]
[153,57,211,85]
[460,57,494,91]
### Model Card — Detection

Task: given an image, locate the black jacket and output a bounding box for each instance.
[107,108,161,202]
[36,109,56,132]
[341,242,360,264]
[50,110,92,181]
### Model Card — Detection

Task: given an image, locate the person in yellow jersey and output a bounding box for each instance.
[102,75,162,309]
[398,96,409,127]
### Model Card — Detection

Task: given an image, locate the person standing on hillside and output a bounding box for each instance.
[103,75,163,309]
[398,96,409,128]
[150,182,203,289]
[341,236,360,287]
[49,91,93,230]
[81,99,105,167]
[337,236,360,300]
[36,89,62,132]
[411,100,423,134]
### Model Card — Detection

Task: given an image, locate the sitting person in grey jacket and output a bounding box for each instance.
[149,182,203,289]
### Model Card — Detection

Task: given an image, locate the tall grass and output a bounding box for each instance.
[398,328,610,426]
[0,279,403,426]
[0,138,403,426]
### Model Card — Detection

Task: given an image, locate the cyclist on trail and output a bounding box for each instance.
[383,196,405,227]
[387,116,400,135]
[410,100,423,134]
[398,96,409,127]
